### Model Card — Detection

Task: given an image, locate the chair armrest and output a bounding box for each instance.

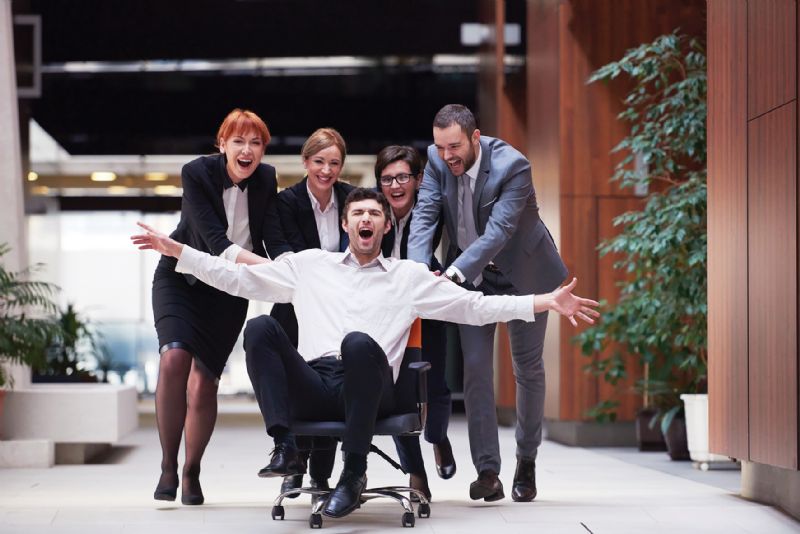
[408,361,431,404]
[408,361,432,373]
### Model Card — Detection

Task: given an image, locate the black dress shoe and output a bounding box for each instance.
[257,444,307,478]
[433,438,457,479]
[469,469,505,502]
[511,457,537,502]
[322,470,367,518]
[409,472,432,503]
[153,471,178,501]
[280,474,304,498]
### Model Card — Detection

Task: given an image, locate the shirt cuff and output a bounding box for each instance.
[514,295,537,322]
[175,245,202,274]
[221,243,244,263]
[445,265,466,283]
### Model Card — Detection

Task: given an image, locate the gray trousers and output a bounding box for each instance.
[459,268,548,474]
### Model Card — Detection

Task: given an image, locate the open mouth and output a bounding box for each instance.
[358,228,373,239]
[237,158,253,169]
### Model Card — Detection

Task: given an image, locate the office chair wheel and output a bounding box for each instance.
[309,513,323,529]
[417,503,430,518]
[271,505,285,520]
[402,511,416,527]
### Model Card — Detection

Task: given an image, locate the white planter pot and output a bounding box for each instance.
[680,393,731,469]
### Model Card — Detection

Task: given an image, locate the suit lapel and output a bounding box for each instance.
[443,165,459,242]
[400,212,411,259]
[247,171,264,248]
[335,183,350,252]
[382,226,396,258]
[297,179,322,249]
[472,137,492,233]
[212,156,229,223]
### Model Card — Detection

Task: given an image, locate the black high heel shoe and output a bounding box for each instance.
[154,471,179,502]
[181,470,205,506]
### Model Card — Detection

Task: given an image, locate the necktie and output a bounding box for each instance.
[457,175,482,286]
[458,174,479,250]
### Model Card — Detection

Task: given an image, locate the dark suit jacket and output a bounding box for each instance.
[277,178,354,253]
[160,154,290,282]
[381,203,444,272]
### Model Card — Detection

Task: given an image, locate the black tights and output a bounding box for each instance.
[155,348,218,497]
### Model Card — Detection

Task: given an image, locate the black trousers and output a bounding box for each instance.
[244,315,398,456]
[393,317,451,474]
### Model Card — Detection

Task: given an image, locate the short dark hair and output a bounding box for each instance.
[374,145,422,184]
[433,104,477,137]
[341,188,391,222]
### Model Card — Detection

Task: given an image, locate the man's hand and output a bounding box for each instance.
[536,278,600,326]
[131,222,184,258]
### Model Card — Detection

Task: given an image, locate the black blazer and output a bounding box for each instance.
[161,154,290,280]
[382,204,444,271]
[277,177,355,252]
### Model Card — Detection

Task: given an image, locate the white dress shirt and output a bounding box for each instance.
[307,181,340,252]
[176,246,535,381]
[220,185,253,262]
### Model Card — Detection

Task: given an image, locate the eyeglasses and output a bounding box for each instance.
[379,173,416,186]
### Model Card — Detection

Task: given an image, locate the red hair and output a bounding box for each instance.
[216,108,271,147]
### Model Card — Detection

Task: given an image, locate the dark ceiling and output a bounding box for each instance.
[15,0,526,156]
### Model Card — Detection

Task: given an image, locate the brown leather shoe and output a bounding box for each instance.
[511,457,537,502]
[469,469,505,502]
[433,437,457,479]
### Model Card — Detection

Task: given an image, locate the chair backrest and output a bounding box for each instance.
[393,318,422,414]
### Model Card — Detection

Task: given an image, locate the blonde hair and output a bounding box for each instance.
[301,127,347,162]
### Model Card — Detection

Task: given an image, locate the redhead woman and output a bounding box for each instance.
[150,109,290,505]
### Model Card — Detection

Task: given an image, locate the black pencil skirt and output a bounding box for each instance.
[152,258,248,379]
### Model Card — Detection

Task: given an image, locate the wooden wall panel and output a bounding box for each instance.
[527,0,706,422]
[707,0,750,461]
[747,0,797,119]
[747,102,798,469]
[559,0,706,198]
[559,196,599,419]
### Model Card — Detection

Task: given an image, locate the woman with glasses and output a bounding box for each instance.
[376,145,454,502]
[150,109,289,505]
[269,127,353,494]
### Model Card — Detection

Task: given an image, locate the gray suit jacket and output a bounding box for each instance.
[407,135,567,295]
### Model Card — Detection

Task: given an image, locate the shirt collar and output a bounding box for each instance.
[221,156,248,191]
[392,207,413,229]
[339,248,391,270]
[306,179,336,213]
[464,144,482,181]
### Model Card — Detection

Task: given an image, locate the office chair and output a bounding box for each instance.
[270,319,432,528]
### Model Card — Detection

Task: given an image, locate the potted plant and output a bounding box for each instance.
[0,243,62,426]
[33,303,106,383]
[575,31,707,459]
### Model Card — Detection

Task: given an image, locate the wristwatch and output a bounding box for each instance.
[446,270,463,284]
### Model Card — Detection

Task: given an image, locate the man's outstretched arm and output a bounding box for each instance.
[410,264,600,327]
[131,221,296,304]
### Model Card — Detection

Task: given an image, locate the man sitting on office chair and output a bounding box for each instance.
[131,188,599,519]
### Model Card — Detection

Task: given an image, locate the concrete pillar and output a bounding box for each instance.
[0,0,32,388]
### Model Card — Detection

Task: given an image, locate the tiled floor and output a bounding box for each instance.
[1,414,798,533]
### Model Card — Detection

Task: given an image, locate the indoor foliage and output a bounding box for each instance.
[576,31,707,432]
